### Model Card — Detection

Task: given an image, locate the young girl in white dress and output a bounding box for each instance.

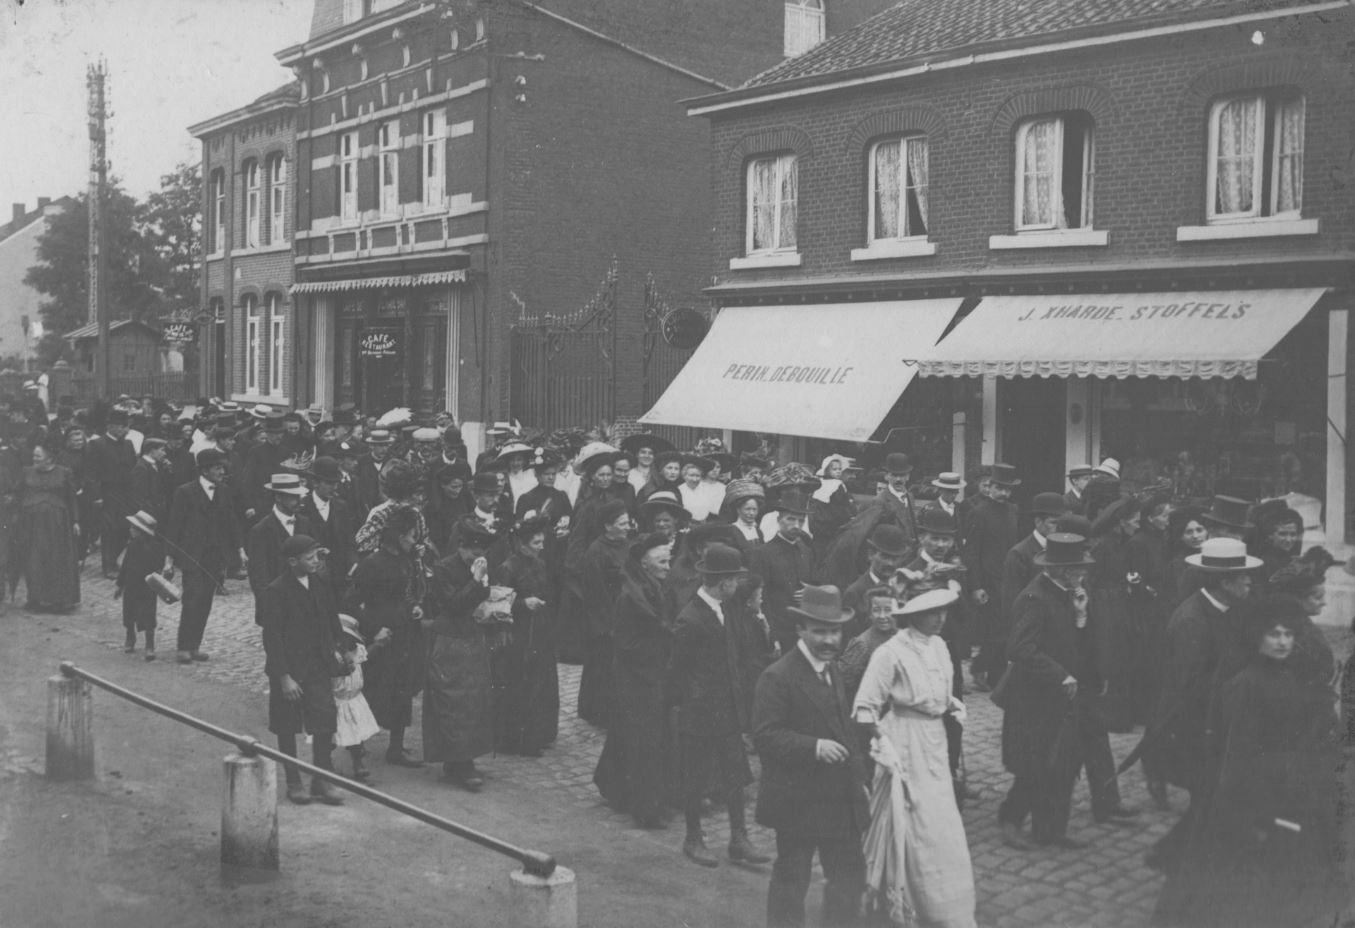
[335,614,382,780]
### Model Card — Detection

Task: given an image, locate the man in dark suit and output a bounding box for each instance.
[355,429,396,511]
[331,439,368,517]
[241,414,289,520]
[819,452,919,589]
[998,533,1109,850]
[259,533,348,805]
[752,489,818,655]
[165,448,247,664]
[86,407,137,578]
[247,474,317,625]
[301,456,357,597]
[962,462,1021,688]
[669,543,771,868]
[128,438,171,520]
[1063,465,1094,516]
[840,523,909,639]
[753,583,868,928]
[1000,492,1067,621]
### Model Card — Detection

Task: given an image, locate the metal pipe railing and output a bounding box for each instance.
[59,661,556,877]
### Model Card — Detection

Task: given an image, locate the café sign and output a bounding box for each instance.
[359,330,399,358]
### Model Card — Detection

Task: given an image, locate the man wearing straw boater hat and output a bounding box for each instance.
[998,533,1107,850]
[753,583,867,927]
[246,474,317,626]
[1145,536,1260,877]
[669,542,771,868]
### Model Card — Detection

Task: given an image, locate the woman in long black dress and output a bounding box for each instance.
[1127,497,1174,806]
[1088,496,1143,732]
[18,440,81,611]
[559,449,623,663]
[351,507,426,767]
[594,532,675,826]
[576,498,632,727]
[1161,595,1342,928]
[57,427,94,562]
[490,515,559,755]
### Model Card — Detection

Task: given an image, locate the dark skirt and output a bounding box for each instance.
[365,622,423,730]
[577,633,614,727]
[20,499,80,608]
[594,672,674,821]
[268,670,338,736]
[422,632,494,763]
[554,579,587,664]
[491,614,560,753]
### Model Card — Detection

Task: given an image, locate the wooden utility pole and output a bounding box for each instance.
[87,61,110,398]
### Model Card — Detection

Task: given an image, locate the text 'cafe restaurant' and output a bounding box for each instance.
[640,285,1354,548]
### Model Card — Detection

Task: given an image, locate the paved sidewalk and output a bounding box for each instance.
[11,562,1267,927]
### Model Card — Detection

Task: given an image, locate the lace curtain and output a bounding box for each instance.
[1275,99,1304,214]
[1020,119,1056,228]
[751,156,796,251]
[1213,97,1258,216]
[905,137,929,235]
[778,157,798,249]
[873,140,901,240]
[872,137,928,240]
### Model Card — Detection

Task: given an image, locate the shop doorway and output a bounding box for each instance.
[999,378,1066,507]
[335,294,449,417]
[213,319,226,398]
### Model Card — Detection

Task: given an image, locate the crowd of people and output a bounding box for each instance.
[1,383,1352,927]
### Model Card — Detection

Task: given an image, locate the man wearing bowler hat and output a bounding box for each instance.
[247,474,318,626]
[963,463,1022,689]
[242,412,291,520]
[998,533,1106,850]
[302,456,359,594]
[1146,536,1260,877]
[752,487,818,655]
[86,406,138,578]
[821,452,920,589]
[1064,465,1095,516]
[670,542,771,868]
[753,583,867,927]
[1195,494,1253,541]
[840,523,910,638]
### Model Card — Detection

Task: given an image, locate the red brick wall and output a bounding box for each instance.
[705,15,1355,283]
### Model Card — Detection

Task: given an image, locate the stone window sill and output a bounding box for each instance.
[1176,218,1318,241]
[729,252,801,270]
[989,229,1108,250]
[850,239,937,261]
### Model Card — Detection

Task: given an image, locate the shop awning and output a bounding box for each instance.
[916,289,1327,380]
[289,270,466,294]
[639,300,962,441]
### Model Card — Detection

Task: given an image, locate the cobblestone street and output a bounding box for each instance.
[7,562,1272,928]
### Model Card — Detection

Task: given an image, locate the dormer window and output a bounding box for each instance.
[784,0,825,57]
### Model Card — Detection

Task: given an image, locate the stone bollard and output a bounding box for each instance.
[220,752,279,871]
[508,865,576,928]
[46,674,95,780]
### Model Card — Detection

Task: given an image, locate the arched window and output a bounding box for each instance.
[244,294,260,394]
[1014,112,1095,231]
[745,153,798,255]
[1207,90,1304,221]
[209,169,225,254]
[266,153,286,244]
[869,135,929,241]
[267,293,285,396]
[243,159,261,247]
[784,0,825,57]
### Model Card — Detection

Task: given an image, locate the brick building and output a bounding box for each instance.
[189,84,301,409]
[643,0,1355,545]
[250,0,885,460]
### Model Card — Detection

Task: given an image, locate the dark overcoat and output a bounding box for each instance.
[165,479,242,572]
[752,647,869,837]
[752,533,818,645]
[819,490,919,589]
[1152,589,1231,790]
[352,547,423,730]
[301,494,358,588]
[1001,573,1102,777]
[246,510,319,623]
[259,572,343,735]
[421,554,494,763]
[85,432,136,514]
[128,458,169,520]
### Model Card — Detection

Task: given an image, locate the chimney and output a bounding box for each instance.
[11,203,24,224]
[37,197,50,211]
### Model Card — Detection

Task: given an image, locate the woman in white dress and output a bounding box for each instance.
[853,588,976,928]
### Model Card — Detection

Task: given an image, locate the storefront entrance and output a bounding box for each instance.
[335,292,448,417]
[999,377,1066,505]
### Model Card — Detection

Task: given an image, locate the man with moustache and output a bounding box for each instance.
[751,488,817,655]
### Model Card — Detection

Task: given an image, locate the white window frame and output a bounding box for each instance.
[784,0,826,57]
[1206,92,1305,223]
[244,160,261,248]
[267,154,286,244]
[379,120,400,218]
[340,132,359,221]
[744,153,798,256]
[244,295,260,394]
[422,109,447,209]
[868,135,929,243]
[1013,114,1095,233]
[267,293,285,396]
[210,169,225,255]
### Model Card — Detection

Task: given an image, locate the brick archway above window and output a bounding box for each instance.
[1178,56,1347,118]
[723,126,814,169]
[845,105,949,156]
[237,286,262,305]
[988,84,1119,138]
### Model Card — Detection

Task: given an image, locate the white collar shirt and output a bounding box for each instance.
[696,587,724,626]
[199,477,216,501]
[273,506,296,535]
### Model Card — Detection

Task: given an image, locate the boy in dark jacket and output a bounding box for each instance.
[115,510,171,660]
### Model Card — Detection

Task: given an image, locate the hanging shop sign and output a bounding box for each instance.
[359,329,400,359]
[163,322,197,346]
[661,307,709,350]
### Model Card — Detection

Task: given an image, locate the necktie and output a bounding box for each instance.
[1071,588,1089,629]
[819,666,832,688]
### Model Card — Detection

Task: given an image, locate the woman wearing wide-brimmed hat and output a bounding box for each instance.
[576,497,633,727]
[855,588,977,928]
[637,489,687,542]
[558,447,626,663]
[638,449,683,503]
[620,433,675,495]
[719,477,766,557]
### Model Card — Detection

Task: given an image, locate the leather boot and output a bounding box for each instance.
[682,833,719,868]
[728,831,771,864]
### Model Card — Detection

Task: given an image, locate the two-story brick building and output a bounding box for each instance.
[643,0,1355,543]
[189,84,301,408]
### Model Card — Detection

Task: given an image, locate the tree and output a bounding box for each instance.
[23,180,169,365]
[142,161,202,319]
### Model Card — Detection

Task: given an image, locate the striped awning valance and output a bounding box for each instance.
[290,270,466,294]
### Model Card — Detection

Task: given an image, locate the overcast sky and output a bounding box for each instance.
[0,0,314,213]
